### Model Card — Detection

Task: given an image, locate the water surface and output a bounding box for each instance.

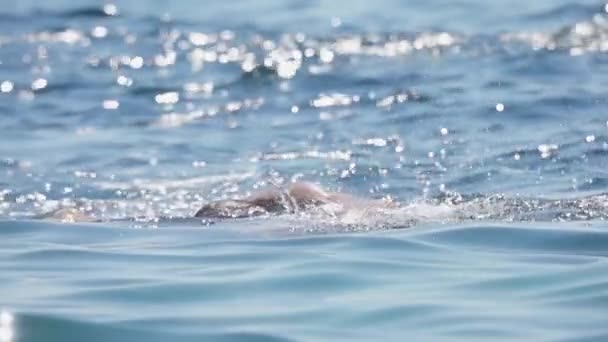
[1,0,608,340]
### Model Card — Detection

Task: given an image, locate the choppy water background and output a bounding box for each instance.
[2,0,608,340]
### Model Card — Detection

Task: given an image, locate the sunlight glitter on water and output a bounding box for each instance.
[2,2,608,341]
[0,311,13,342]
[0,82,13,93]
[1,0,608,226]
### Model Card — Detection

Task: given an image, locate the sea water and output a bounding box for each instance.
[1,0,608,340]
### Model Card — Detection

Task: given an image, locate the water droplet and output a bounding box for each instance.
[319,48,334,63]
[129,56,144,69]
[312,93,353,108]
[440,127,449,135]
[192,160,206,168]
[116,75,133,87]
[102,100,120,110]
[276,61,299,79]
[495,103,504,112]
[91,26,108,38]
[31,78,47,91]
[188,32,211,46]
[155,91,179,105]
[241,55,256,72]
[361,138,387,147]
[0,81,13,93]
[103,3,118,16]
[537,144,558,159]
[304,48,315,58]
[585,135,595,143]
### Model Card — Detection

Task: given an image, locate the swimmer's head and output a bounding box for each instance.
[194,200,268,218]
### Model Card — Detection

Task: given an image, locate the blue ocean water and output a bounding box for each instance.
[1,0,608,340]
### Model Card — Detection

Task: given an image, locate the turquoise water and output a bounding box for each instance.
[2,0,608,340]
[3,220,608,341]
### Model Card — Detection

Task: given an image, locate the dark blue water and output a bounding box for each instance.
[2,0,608,340]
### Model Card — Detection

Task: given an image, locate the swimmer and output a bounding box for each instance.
[41,182,394,222]
[195,182,395,218]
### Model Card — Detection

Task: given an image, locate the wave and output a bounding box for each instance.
[12,313,292,342]
[2,219,608,340]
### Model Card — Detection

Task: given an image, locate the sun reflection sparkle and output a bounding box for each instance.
[0,310,13,342]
